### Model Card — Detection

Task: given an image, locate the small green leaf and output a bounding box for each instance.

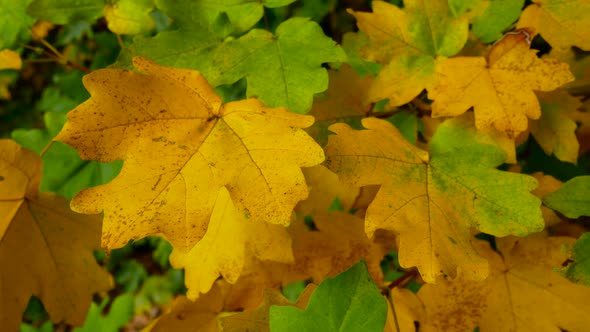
[210,17,347,114]
[544,176,590,218]
[560,232,590,286]
[269,260,387,332]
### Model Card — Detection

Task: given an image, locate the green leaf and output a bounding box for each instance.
[386,111,419,145]
[115,26,224,75]
[471,0,525,43]
[11,112,122,199]
[269,261,387,332]
[560,232,590,286]
[73,294,134,332]
[159,0,295,32]
[544,176,590,218]
[210,17,346,114]
[0,0,35,48]
[27,0,103,24]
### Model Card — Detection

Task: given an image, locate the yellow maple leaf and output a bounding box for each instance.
[325,118,544,282]
[418,234,590,332]
[349,0,468,107]
[170,187,293,299]
[517,0,590,51]
[0,139,112,331]
[430,30,574,138]
[55,56,324,252]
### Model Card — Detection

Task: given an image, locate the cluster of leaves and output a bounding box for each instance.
[1,0,590,331]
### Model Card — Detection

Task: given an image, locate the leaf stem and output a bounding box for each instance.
[40,141,55,158]
[116,33,125,49]
[388,269,418,290]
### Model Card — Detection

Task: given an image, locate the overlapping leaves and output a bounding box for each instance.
[325,117,544,282]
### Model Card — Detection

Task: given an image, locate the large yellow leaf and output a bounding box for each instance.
[170,187,293,299]
[0,139,112,331]
[517,0,590,51]
[325,118,544,282]
[55,57,325,252]
[418,235,590,332]
[430,30,574,138]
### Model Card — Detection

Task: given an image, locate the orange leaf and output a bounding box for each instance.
[0,139,112,331]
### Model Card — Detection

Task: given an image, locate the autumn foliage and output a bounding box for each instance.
[1,0,590,331]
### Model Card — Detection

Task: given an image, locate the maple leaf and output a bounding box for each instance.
[210,17,346,114]
[55,57,324,252]
[430,30,574,138]
[529,90,584,164]
[170,187,293,298]
[0,49,22,70]
[325,117,544,282]
[0,139,112,332]
[517,0,590,51]
[349,0,468,107]
[270,261,388,332]
[417,235,590,331]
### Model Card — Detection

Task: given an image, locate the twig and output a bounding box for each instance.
[388,270,418,290]
[22,44,92,74]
